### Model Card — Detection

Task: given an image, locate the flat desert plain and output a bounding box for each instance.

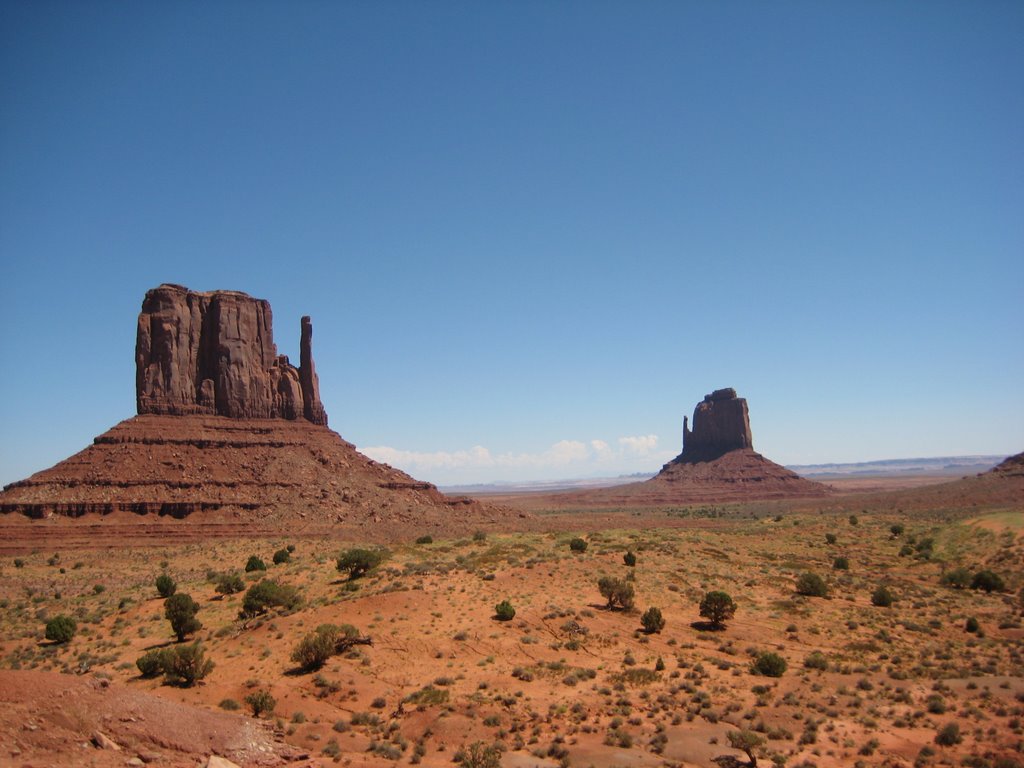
[0,484,1021,768]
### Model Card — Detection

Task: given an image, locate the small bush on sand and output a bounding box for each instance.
[598,577,635,610]
[245,555,267,572]
[752,652,787,677]
[164,593,202,641]
[699,591,737,628]
[569,537,588,553]
[155,574,176,598]
[240,579,301,619]
[336,548,384,580]
[494,600,516,621]
[44,615,76,644]
[245,689,276,717]
[641,607,665,634]
[795,572,828,598]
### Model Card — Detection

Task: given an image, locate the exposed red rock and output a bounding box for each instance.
[136,284,327,425]
[1,284,510,540]
[989,450,1024,477]
[680,387,753,462]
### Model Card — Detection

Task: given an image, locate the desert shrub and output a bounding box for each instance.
[164,593,202,641]
[245,689,276,717]
[965,616,980,633]
[833,557,849,570]
[641,607,665,634]
[272,548,291,565]
[898,544,914,557]
[934,722,962,746]
[291,623,358,672]
[699,590,737,628]
[240,579,301,618]
[569,537,588,553]
[623,550,637,567]
[849,514,858,526]
[752,652,788,677]
[457,741,502,768]
[44,614,76,644]
[161,642,214,686]
[415,535,433,545]
[804,651,828,670]
[136,649,167,677]
[795,572,829,598]
[215,572,245,595]
[219,698,240,711]
[727,729,766,765]
[825,533,837,545]
[871,585,894,607]
[155,574,176,598]
[14,558,25,568]
[336,548,384,580]
[971,570,1005,593]
[494,600,516,621]
[940,567,972,589]
[472,530,487,542]
[890,523,905,536]
[598,576,635,610]
[245,555,267,572]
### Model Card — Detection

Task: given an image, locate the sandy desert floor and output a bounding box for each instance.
[0,490,1021,768]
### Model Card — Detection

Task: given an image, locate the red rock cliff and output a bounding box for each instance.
[135,284,328,425]
[679,387,752,462]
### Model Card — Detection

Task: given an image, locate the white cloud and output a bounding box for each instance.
[360,434,676,485]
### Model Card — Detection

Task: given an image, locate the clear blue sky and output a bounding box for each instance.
[2,1,1022,488]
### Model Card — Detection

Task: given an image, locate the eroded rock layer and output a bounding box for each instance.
[679,387,753,463]
[136,284,327,425]
[0,415,497,533]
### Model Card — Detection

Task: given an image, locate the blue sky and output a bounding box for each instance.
[2,1,1022,488]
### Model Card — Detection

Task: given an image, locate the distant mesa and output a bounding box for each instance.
[0,285,500,537]
[136,283,327,425]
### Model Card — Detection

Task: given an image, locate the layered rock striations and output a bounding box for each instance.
[136,284,327,425]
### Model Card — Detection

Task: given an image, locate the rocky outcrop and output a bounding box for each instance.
[679,387,752,463]
[136,284,327,425]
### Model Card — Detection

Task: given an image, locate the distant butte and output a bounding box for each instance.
[531,388,830,508]
[0,285,503,539]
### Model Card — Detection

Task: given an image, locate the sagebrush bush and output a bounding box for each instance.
[272,548,291,565]
[245,555,267,572]
[155,574,176,598]
[215,572,245,595]
[44,614,76,644]
[795,572,828,598]
[641,607,665,634]
[569,537,588,553]
[494,600,516,621]
[832,556,849,570]
[871,585,894,607]
[752,652,788,677]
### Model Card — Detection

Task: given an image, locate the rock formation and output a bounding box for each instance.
[680,387,753,462]
[0,284,506,539]
[136,284,327,425]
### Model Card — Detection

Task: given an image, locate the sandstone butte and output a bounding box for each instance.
[541,388,831,508]
[0,284,503,539]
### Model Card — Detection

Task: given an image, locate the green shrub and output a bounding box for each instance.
[804,651,828,670]
[457,741,502,768]
[795,572,829,598]
[752,652,788,677]
[14,558,25,568]
[641,607,665,634]
[164,593,202,641]
[272,548,291,565]
[336,548,384,580]
[832,557,849,570]
[871,585,894,607]
[727,729,766,765]
[699,591,737,628]
[890,523,905,537]
[240,579,301,618]
[245,689,276,717]
[934,722,961,746]
[623,550,637,567]
[598,576,635,610]
[215,572,245,596]
[971,570,1005,593]
[219,698,240,711]
[848,514,859,526]
[161,642,214,686]
[415,535,433,545]
[940,567,972,589]
[245,555,267,572]
[494,600,516,621]
[825,533,837,545]
[155,574,176,598]
[569,537,588,553]
[44,614,76,644]
[472,531,487,542]
[965,616,980,633]
[136,649,167,677]
[291,624,359,671]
